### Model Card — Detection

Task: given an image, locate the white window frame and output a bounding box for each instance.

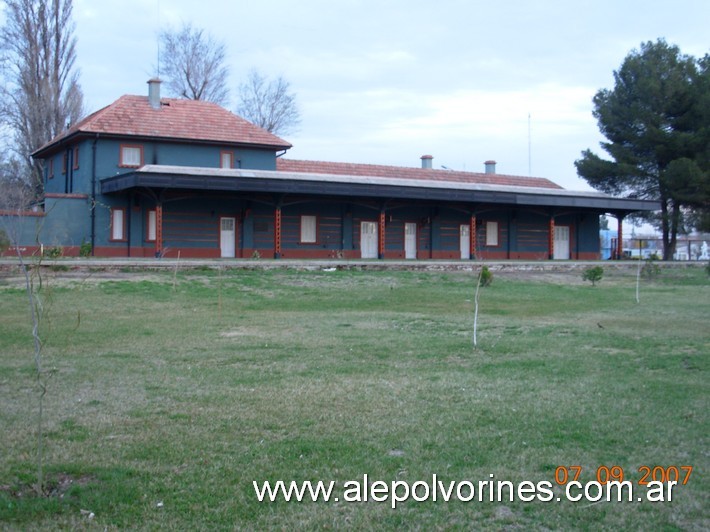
[111,208,125,241]
[120,145,143,167]
[220,151,233,169]
[300,215,317,244]
[221,217,235,232]
[486,221,499,247]
[147,209,157,242]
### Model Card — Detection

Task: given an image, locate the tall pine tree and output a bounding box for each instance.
[575,40,709,259]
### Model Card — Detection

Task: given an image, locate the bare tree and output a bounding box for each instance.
[0,0,84,199]
[0,151,32,209]
[236,69,301,136]
[159,23,229,106]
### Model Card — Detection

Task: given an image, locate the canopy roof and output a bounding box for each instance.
[101,164,660,213]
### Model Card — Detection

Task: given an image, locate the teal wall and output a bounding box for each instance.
[572,213,601,254]
[43,137,279,197]
[0,196,91,253]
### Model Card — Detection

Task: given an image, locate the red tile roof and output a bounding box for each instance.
[34,95,291,156]
[277,159,563,190]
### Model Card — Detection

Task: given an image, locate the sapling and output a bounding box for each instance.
[1,185,56,495]
[636,256,642,303]
[637,258,661,303]
[473,266,493,349]
[172,250,181,291]
[582,266,604,286]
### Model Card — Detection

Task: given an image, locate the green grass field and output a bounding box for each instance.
[0,265,708,529]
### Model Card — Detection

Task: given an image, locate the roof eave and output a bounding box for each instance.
[31,131,84,159]
[100,166,660,212]
[31,132,292,159]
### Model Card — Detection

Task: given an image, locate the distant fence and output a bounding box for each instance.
[671,239,710,261]
[603,237,710,261]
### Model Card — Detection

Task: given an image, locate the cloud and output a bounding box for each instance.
[287,81,603,186]
[376,84,597,141]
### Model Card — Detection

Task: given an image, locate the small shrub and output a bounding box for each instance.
[479,265,493,287]
[251,250,261,260]
[43,246,63,259]
[79,239,92,257]
[0,229,9,253]
[641,257,661,278]
[582,265,604,286]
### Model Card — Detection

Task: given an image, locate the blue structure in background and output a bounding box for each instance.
[599,229,614,260]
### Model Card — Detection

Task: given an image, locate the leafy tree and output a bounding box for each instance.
[479,265,493,286]
[236,69,301,136]
[159,23,230,106]
[582,266,604,286]
[575,40,709,260]
[678,54,710,232]
[0,0,84,199]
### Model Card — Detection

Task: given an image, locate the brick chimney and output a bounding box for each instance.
[484,160,497,174]
[421,155,433,169]
[148,78,162,109]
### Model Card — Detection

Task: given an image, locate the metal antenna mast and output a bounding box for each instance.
[528,112,532,176]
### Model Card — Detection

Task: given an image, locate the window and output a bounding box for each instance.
[47,159,54,180]
[300,215,317,243]
[220,151,234,169]
[147,209,157,242]
[120,145,143,167]
[221,217,235,232]
[486,221,499,246]
[62,152,67,174]
[110,208,126,241]
[73,146,80,170]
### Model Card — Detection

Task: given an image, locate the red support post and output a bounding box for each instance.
[470,215,476,259]
[617,217,623,260]
[378,211,386,259]
[155,203,163,258]
[549,217,555,259]
[274,206,282,258]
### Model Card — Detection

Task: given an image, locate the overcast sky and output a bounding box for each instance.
[69,0,708,191]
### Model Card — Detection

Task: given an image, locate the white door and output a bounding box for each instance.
[220,217,236,258]
[460,224,470,259]
[553,225,570,259]
[404,223,417,259]
[360,221,378,259]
